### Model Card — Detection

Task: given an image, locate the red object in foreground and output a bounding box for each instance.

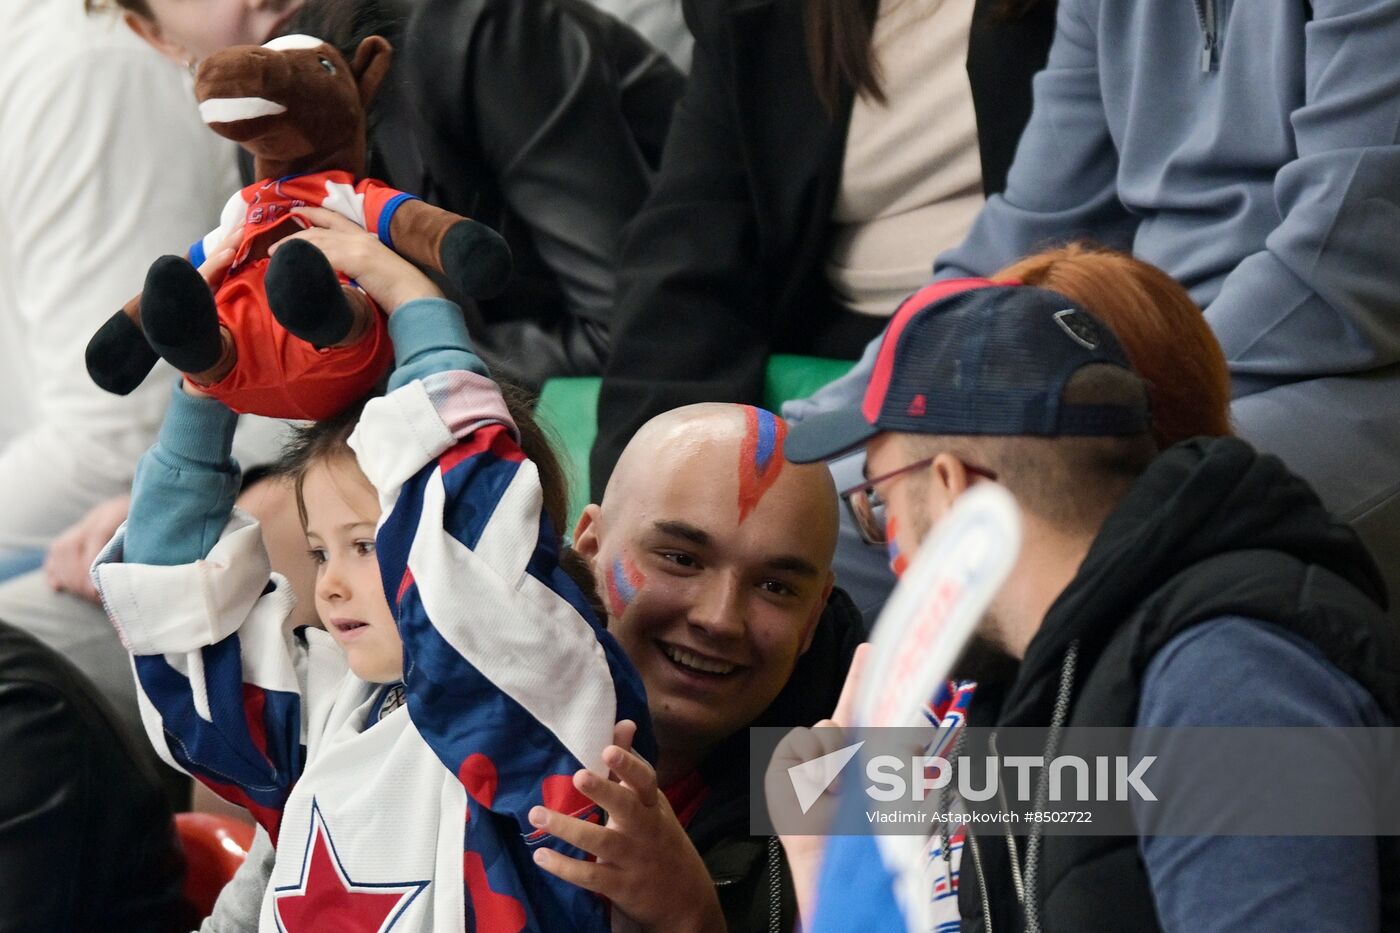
[175,812,257,920]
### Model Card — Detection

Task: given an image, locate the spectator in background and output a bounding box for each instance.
[589,0,1057,501]
[0,0,236,578]
[790,0,1400,616]
[2,0,293,719]
[779,248,1238,929]
[543,403,861,931]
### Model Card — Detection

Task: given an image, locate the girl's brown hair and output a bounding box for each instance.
[278,384,605,618]
[995,243,1233,448]
[805,0,883,113]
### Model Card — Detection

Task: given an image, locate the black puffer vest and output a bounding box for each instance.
[958,438,1400,933]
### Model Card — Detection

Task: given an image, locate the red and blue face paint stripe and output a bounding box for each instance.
[604,555,645,617]
[887,515,910,577]
[737,406,789,523]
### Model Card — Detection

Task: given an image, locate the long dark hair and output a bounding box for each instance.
[805,0,882,113]
[804,0,1043,113]
[279,388,568,525]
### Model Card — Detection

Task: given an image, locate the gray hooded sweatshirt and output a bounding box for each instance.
[788,0,1400,595]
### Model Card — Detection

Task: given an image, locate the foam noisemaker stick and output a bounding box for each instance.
[855,483,1022,729]
[852,484,1021,933]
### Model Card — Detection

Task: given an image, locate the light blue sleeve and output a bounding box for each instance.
[935,0,1136,282]
[810,831,908,933]
[780,335,881,424]
[1132,616,1385,933]
[124,380,241,566]
[102,386,314,848]
[385,297,489,390]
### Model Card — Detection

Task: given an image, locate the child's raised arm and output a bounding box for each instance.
[92,379,330,844]
[354,299,649,924]
[286,211,650,926]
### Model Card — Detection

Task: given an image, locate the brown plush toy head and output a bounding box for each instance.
[194,35,392,180]
[83,29,511,416]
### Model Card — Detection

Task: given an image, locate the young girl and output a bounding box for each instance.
[92,209,649,931]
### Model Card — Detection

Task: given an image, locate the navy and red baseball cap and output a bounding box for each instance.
[785,279,1152,464]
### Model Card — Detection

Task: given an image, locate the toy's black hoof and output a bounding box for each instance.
[441,220,512,299]
[143,255,223,374]
[266,238,353,347]
[86,309,159,395]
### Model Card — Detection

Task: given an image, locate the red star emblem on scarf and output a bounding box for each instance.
[273,802,428,932]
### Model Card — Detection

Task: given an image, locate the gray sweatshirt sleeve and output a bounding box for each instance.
[933,0,1137,283]
[1201,0,1400,391]
[780,335,881,424]
[198,825,274,933]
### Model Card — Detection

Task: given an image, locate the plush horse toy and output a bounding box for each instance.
[85,34,511,420]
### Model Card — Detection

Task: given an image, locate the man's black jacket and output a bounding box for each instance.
[960,439,1400,932]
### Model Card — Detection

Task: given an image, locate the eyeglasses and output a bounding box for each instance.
[839,456,999,546]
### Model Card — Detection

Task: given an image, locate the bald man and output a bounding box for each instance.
[529,403,863,933]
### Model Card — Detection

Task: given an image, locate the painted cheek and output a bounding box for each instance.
[887,516,910,578]
[603,554,646,618]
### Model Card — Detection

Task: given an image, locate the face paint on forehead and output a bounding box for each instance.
[603,554,646,618]
[736,406,789,524]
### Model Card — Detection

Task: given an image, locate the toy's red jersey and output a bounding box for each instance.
[186,172,420,420]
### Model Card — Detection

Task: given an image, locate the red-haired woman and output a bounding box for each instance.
[997,243,1233,447]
